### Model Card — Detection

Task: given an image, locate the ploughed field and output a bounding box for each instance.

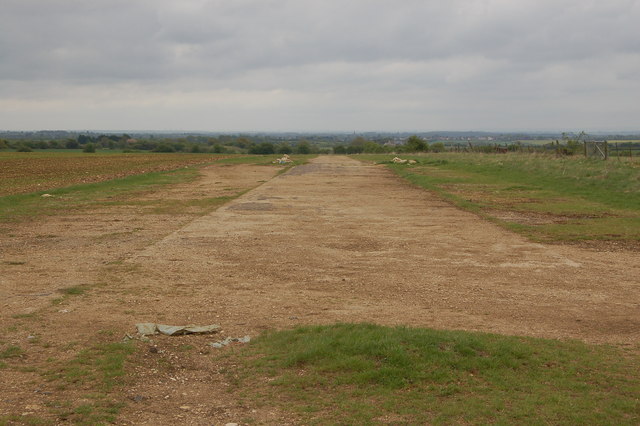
[0,152,228,196]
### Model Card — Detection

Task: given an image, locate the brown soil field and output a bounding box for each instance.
[0,152,227,196]
[1,155,638,424]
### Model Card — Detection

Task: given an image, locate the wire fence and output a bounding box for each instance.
[446,141,640,159]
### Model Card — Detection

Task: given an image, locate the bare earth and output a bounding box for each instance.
[1,155,639,424]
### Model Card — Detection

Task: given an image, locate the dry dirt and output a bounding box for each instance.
[1,155,639,424]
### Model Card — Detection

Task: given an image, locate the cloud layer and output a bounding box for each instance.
[2,0,639,131]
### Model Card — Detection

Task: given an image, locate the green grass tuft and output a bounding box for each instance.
[59,285,88,296]
[233,323,640,424]
[0,345,24,359]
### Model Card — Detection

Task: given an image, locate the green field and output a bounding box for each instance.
[359,152,640,247]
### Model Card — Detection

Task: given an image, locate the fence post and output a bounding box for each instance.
[605,141,609,160]
[584,141,587,157]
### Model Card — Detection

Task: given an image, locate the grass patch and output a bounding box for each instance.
[360,153,640,244]
[0,345,24,359]
[46,341,135,390]
[233,323,640,424]
[0,415,50,425]
[44,341,135,424]
[58,285,89,296]
[12,312,37,319]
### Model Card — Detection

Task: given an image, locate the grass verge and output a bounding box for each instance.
[230,323,639,425]
[359,153,640,246]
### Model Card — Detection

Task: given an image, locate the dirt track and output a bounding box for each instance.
[126,155,640,343]
[1,155,639,423]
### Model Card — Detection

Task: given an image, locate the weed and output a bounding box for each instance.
[58,285,88,296]
[0,345,24,359]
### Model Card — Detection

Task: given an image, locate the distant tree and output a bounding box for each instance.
[249,142,276,155]
[404,135,428,152]
[153,143,175,153]
[77,134,92,145]
[276,143,292,155]
[16,144,32,152]
[430,142,445,153]
[0,139,8,149]
[65,139,80,149]
[333,145,347,154]
[235,137,252,149]
[363,141,384,153]
[296,140,312,154]
[211,144,225,153]
[349,137,366,153]
[83,143,96,153]
[190,144,202,153]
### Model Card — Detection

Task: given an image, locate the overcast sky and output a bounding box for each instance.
[1,0,639,132]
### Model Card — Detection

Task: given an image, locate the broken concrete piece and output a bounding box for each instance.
[210,335,251,348]
[135,323,157,336]
[135,323,220,336]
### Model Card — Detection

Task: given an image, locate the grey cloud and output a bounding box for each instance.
[1,0,639,130]
[2,0,638,80]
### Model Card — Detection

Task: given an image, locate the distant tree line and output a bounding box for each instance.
[332,136,445,154]
[0,134,329,155]
[0,133,444,154]
[4,132,635,156]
